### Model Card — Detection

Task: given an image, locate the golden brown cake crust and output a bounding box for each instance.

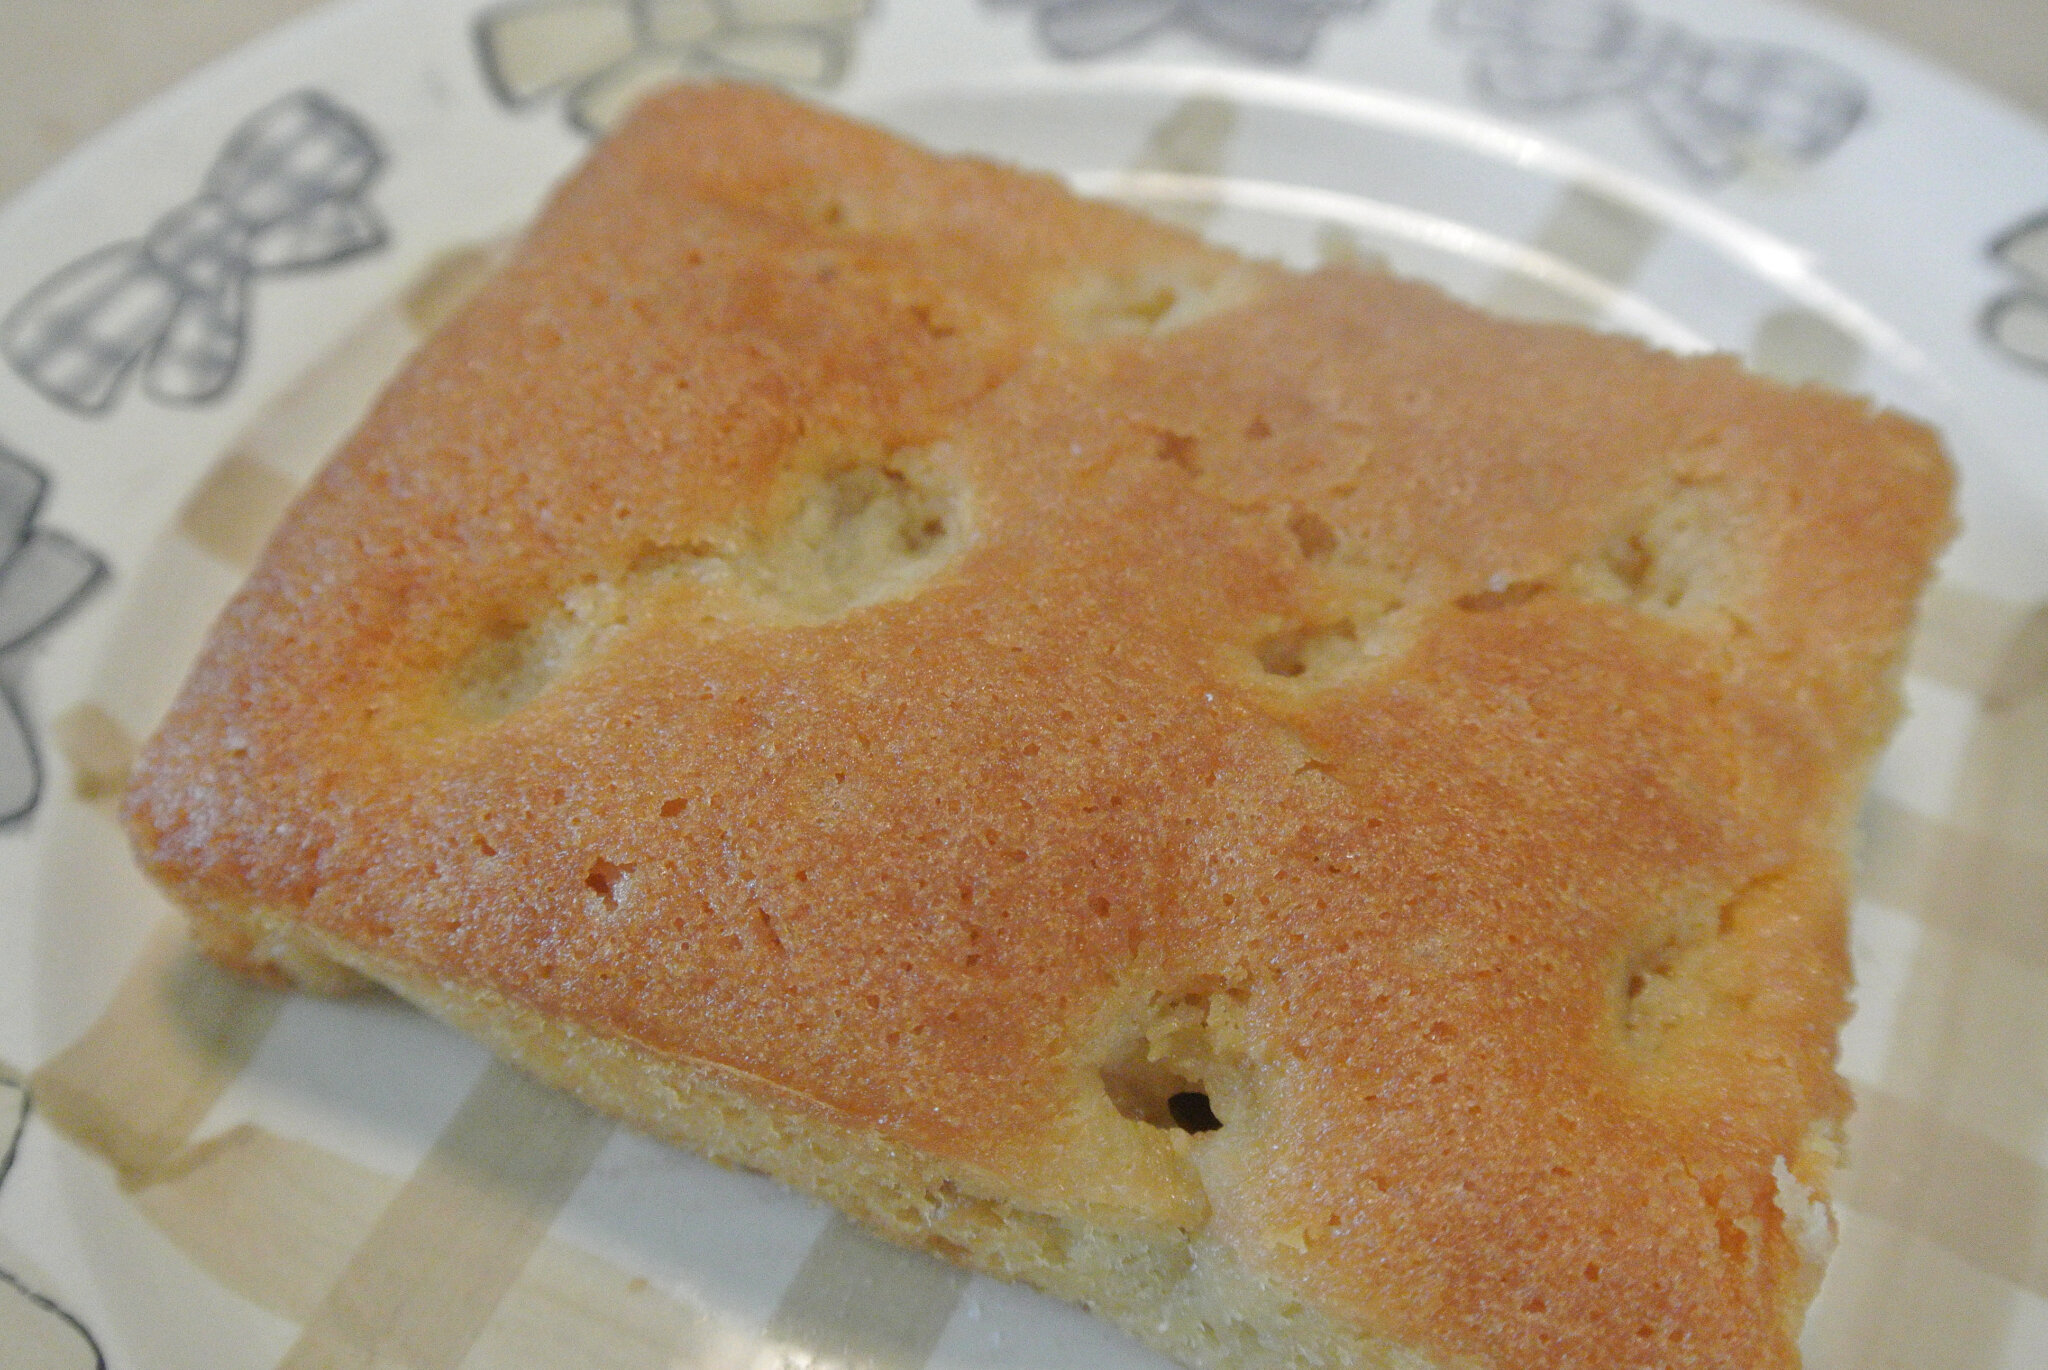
[123,84,1954,1370]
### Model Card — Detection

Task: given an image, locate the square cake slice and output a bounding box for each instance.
[123,84,1954,1370]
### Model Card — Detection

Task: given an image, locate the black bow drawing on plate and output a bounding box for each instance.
[989,0,1378,65]
[0,444,107,826]
[1,1070,108,1369]
[1439,0,1867,182]
[2,90,386,416]
[475,0,877,137]
[1984,211,2048,374]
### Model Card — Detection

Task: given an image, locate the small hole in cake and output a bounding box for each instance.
[584,858,631,909]
[451,622,554,719]
[1096,986,1249,1134]
[1152,429,1200,473]
[1054,262,1264,340]
[1100,280,1178,333]
[1622,949,1676,1026]
[1167,1090,1223,1133]
[1286,509,1337,561]
[803,192,868,232]
[449,582,625,721]
[1565,484,1736,621]
[628,538,714,576]
[1603,534,1653,592]
[1255,618,1358,680]
[1715,1210,1754,1265]
[1616,879,1765,1058]
[1456,578,1549,613]
[905,301,960,340]
[740,452,963,619]
[1101,1055,1211,1132]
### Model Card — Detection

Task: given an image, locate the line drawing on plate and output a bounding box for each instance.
[0,444,109,827]
[1,1070,24,1190]
[476,0,878,137]
[0,1071,108,1370]
[1984,210,2048,373]
[1,90,386,417]
[989,0,1378,64]
[1437,0,1868,181]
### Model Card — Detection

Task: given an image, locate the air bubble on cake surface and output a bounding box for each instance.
[738,456,962,619]
[1096,986,1250,1137]
[1054,261,1267,340]
[1285,509,1337,561]
[1248,580,1407,691]
[1454,577,1549,613]
[799,188,865,232]
[1451,485,1740,627]
[1254,619,1359,681]
[1152,428,1200,474]
[1614,877,1760,1060]
[583,857,633,909]
[449,581,630,721]
[1240,506,1416,691]
[1566,484,1737,621]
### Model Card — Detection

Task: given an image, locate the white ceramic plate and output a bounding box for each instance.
[5,1,2048,1367]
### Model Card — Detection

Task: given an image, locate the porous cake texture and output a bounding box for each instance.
[124,84,1954,1370]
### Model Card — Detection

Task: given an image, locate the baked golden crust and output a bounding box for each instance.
[123,84,1953,1370]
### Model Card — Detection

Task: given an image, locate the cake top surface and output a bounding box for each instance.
[124,83,1954,1370]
